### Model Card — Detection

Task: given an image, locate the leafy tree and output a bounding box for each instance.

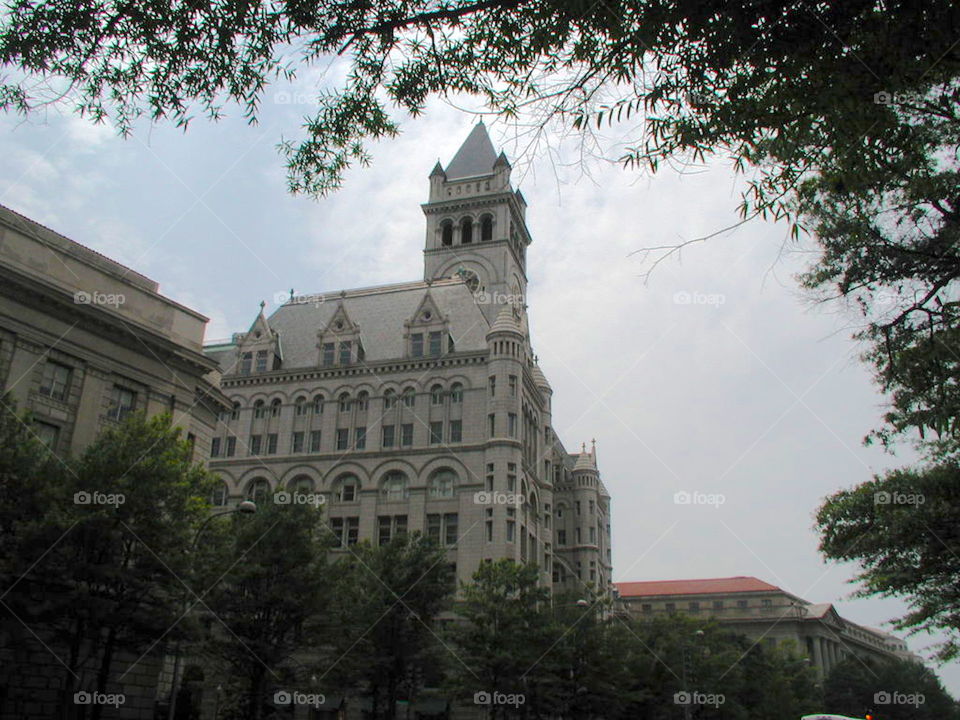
[199,497,336,720]
[329,532,455,720]
[448,559,552,718]
[816,463,960,662]
[0,410,216,720]
[824,656,960,720]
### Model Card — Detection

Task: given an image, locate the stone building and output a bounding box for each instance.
[615,576,920,680]
[0,204,230,719]
[0,203,229,460]
[204,123,613,595]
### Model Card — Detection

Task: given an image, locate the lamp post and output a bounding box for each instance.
[167,500,256,720]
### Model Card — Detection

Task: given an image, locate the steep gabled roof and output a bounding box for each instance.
[444,122,498,180]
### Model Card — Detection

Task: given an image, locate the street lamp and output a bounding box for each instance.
[168,500,257,720]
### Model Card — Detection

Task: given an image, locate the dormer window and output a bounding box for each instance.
[255,350,268,373]
[240,352,253,375]
[429,331,442,356]
[339,341,352,365]
[411,333,424,358]
[322,343,335,366]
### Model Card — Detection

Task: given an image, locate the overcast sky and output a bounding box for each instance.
[2,74,955,695]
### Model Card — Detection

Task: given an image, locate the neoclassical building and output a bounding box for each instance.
[205,123,613,594]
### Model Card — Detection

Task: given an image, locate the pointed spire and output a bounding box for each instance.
[445,123,499,180]
[429,160,446,178]
[494,150,511,169]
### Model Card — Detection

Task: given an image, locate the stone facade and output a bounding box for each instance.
[616,576,921,680]
[205,123,613,596]
[0,204,230,719]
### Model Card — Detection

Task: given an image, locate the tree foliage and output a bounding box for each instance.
[816,463,960,662]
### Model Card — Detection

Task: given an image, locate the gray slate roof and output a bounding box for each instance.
[444,122,498,180]
[206,278,491,373]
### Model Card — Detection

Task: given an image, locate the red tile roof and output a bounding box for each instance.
[616,576,780,598]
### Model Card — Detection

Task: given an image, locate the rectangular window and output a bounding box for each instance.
[35,421,59,450]
[589,526,596,543]
[410,333,423,357]
[211,437,222,457]
[575,527,581,544]
[249,435,262,455]
[589,499,595,514]
[429,421,443,444]
[336,428,349,450]
[346,517,359,545]
[737,599,748,609]
[382,424,395,448]
[39,361,71,402]
[109,385,136,421]
[401,423,413,447]
[339,483,356,502]
[255,350,268,372]
[507,474,516,492]
[378,516,392,545]
[485,520,493,542]
[395,515,408,537]
[339,341,352,365]
[506,520,515,542]
[444,513,458,546]
[488,375,496,397]
[449,420,462,443]
[508,374,517,397]
[291,431,304,453]
[322,343,335,366]
[429,331,442,356]
[689,601,700,613]
[576,501,581,515]
[761,598,773,608]
[427,514,442,544]
[240,352,253,375]
[508,413,517,438]
[355,427,366,450]
[488,413,495,437]
[557,529,566,546]
[331,517,344,546]
[665,602,676,612]
[309,430,321,452]
[226,436,236,457]
[266,433,278,454]
[713,600,724,610]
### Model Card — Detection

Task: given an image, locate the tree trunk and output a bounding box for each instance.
[90,624,117,720]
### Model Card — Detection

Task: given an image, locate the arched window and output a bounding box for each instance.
[480,215,493,241]
[294,396,307,415]
[430,384,444,405]
[290,475,314,494]
[441,220,453,246]
[383,389,397,409]
[428,469,457,498]
[357,391,369,411]
[460,217,473,244]
[339,392,352,412]
[402,388,415,408]
[450,383,463,403]
[253,400,266,419]
[313,395,324,414]
[247,477,271,503]
[270,398,282,417]
[230,401,240,421]
[211,481,229,507]
[334,474,359,502]
[381,471,409,501]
